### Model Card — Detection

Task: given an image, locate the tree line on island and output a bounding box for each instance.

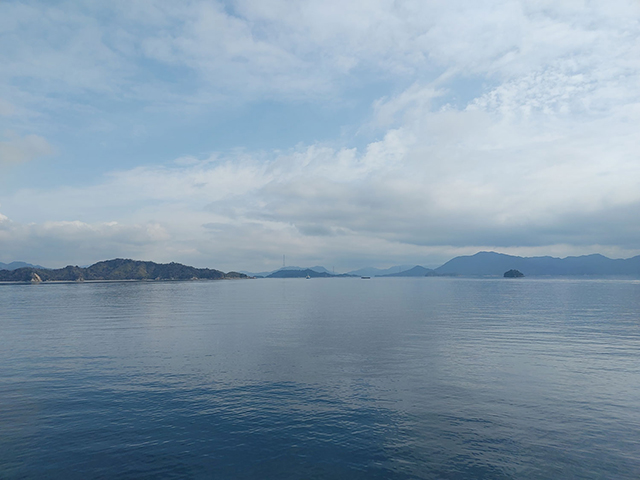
[2,251,640,283]
[0,259,248,283]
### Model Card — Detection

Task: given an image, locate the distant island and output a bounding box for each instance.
[0,259,249,283]
[266,268,353,278]
[504,269,524,278]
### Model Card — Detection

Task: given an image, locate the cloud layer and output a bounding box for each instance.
[1,1,640,270]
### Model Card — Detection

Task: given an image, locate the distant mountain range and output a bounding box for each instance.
[240,265,333,277]
[3,251,640,283]
[0,261,47,270]
[328,252,640,277]
[434,251,640,276]
[266,268,352,278]
[347,265,415,277]
[243,265,420,278]
[376,265,439,277]
[0,259,248,282]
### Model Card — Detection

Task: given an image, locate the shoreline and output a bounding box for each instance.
[3,274,639,286]
[0,277,254,285]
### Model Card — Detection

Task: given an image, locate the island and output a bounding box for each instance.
[504,269,525,278]
[0,258,249,283]
[266,268,353,278]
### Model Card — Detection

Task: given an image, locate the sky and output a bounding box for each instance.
[1,0,640,272]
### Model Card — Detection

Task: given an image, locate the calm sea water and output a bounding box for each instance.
[1,277,639,479]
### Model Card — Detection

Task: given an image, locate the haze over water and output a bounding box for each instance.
[1,277,639,479]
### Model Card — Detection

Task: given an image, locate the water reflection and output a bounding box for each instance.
[1,278,639,478]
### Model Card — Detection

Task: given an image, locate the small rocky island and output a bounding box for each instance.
[0,259,249,283]
[504,269,525,278]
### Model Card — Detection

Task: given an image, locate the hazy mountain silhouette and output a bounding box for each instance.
[435,251,640,276]
[266,269,352,278]
[348,265,415,277]
[0,261,47,270]
[241,265,333,277]
[377,265,438,277]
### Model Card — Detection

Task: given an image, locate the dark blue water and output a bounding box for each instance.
[1,277,639,479]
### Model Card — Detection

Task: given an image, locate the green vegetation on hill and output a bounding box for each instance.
[0,259,248,282]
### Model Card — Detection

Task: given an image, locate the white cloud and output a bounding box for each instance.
[0,212,170,267]
[2,1,640,269]
[2,0,639,109]
[3,92,640,270]
[0,3,128,94]
[0,132,53,164]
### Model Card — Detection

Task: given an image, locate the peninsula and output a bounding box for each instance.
[0,259,249,283]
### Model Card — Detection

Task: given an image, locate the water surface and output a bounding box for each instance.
[1,277,639,478]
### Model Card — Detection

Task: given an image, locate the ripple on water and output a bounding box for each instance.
[1,278,639,479]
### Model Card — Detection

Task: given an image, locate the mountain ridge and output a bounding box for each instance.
[240,265,333,277]
[0,261,47,271]
[0,259,248,282]
[4,251,640,282]
[347,265,416,277]
[435,251,640,276]
[377,265,438,277]
[266,269,353,278]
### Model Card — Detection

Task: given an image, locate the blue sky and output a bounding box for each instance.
[1,0,640,271]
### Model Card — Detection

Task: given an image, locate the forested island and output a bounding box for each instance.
[0,259,248,283]
[504,269,525,278]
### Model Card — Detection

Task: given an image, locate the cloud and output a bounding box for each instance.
[0,133,53,164]
[0,211,10,228]
[1,1,640,270]
[0,212,170,267]
[3,91,640,270]
[4,0,634,106]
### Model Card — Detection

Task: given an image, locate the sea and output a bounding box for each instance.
[1,277,639,479]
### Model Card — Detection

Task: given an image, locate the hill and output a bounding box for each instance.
[241,265,333,277]
[0,259,249,282]
[347,265,415,277]
[266,268,353,278]
[0,261,47,270]
[377,265,438,277]
[435,251,640,276]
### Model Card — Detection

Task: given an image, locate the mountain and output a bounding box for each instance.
[0,259,249,282]
[0,261,47,270]
[347,265,415,277]
[267,268,330,278]
[241,265,333,277]
[378,265,438,277]
[309,265,332,274]
[265,268,353,278]
[435,251,640,276]
[239,270,275,277]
